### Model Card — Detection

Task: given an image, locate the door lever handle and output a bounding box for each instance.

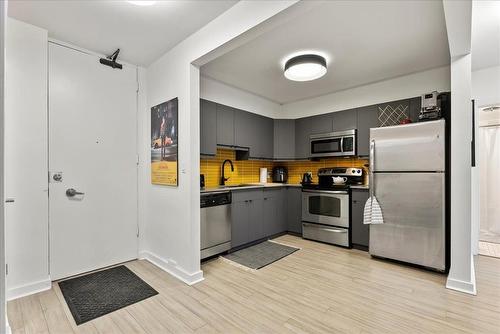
[66,188,84,197]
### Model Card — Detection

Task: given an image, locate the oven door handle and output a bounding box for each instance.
[302,189,349,195]
[303,223,347,233]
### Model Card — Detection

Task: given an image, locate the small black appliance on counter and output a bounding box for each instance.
[272,166,288,183]
[200,174,205,189]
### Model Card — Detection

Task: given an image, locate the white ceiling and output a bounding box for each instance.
[8,0,237,66]
[472,0,500,71]
[201,1,450,104]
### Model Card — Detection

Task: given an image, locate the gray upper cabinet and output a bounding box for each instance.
[255,115,274,159]
[333,109,357,132]
[200,99,217,156]
[295,117,311,159]
[310,113,333,135]
[356,105,379,156]
[216,104,235,147]
[234,108,254,151]
[234,109,273,159]
[409,97,421,123]
[274,119,295,160]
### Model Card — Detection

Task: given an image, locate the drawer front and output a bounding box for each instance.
[302,223,349,247]
[232,189,263,202]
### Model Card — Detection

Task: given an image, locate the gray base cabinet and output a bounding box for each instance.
[286,187,302,234]
[263,188,286,236]
[351,189,370,248]
[231,189,264,248]
[231,187,292,249]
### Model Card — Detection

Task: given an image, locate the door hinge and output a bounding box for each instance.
[136,154,140,166]
[6,264,8,275]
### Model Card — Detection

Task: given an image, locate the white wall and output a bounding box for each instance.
[5,18,50,299]
[443,0,475,296]
[472,65,500,107]
[201,66,451,120]
[139,0,298,284]
[200,76,282,118]
[1,1,6,332]
[282,66,451,118]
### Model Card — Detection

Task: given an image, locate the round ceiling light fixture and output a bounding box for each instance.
[284,54,327,82]
[128,1,156,6]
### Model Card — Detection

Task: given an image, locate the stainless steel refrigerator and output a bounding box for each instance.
[369,119,446,271]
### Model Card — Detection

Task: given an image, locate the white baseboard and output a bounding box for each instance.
[139,251,204,285]
[7,277,52,301]
[6,311,12,334]
[446,255,477,295]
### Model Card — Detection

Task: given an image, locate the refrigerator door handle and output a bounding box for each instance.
[370,139,375,198]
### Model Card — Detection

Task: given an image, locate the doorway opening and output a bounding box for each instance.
[478,105,500,258]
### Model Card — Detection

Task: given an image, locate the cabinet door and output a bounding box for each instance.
[254,115,274,159]
[200,99,217,156]
[248,198,264,241]
[234,108,254,151]
[333,109,357,132]
[276,188,287,233]
[295,117,311,159]
[274,119,295,160]
[310,113,333,135]
[352,190,370,247]
[263,195,277,236]
[231,200,249,248]
[356,105,379,156]
[409,96,421,123]
[286,187,302,234]
[216,104,235,147]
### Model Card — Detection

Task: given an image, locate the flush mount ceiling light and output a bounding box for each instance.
[128,1,156,6]
[284,54,327,82]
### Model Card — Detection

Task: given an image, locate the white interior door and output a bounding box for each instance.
[49,43,138,280]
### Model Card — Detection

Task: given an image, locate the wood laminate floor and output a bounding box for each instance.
[7,235,500,334]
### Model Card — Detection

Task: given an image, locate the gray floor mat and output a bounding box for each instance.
[58,265,158,325]
[223,240,299,269]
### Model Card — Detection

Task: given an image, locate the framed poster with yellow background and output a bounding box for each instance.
[151,98,178,186]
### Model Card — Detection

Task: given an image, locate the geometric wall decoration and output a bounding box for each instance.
[378,104,409,127]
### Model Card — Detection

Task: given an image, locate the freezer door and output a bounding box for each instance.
[369,172,445,271]
[370,119,445,172]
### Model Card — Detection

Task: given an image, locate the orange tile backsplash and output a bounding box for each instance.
[200,149,369,188]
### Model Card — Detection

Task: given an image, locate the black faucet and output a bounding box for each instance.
[220,159,234,186]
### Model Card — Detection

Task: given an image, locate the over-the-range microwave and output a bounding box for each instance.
[309,129,356,158]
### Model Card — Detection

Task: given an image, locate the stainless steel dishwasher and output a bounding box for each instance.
[200,191,232,260]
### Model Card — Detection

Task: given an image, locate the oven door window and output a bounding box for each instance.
[311,138,342,155]
[308,196,341,217]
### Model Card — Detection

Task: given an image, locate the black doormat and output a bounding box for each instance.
[223,240,299,269]
[58,265,158,325]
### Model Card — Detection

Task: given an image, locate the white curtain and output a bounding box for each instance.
[479,125,500,242]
